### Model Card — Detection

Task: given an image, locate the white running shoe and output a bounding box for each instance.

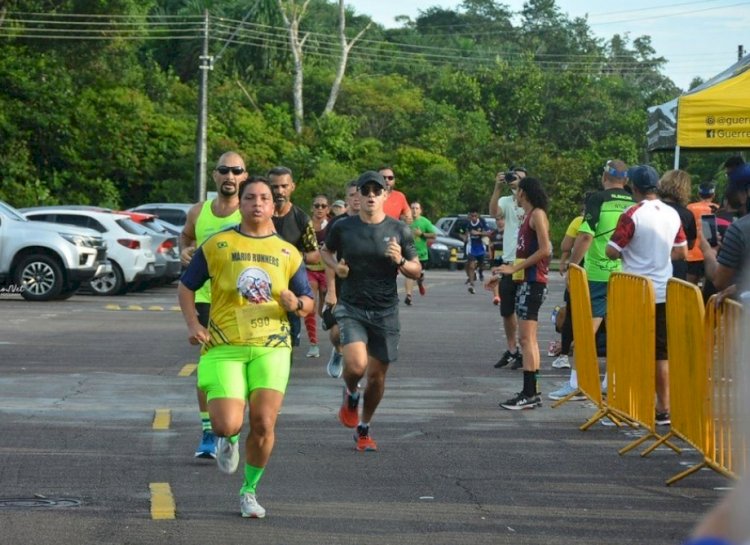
[551,354,571,369]
[326,349,343,379]
[306,345,320,358]
[240,493,266,518]
[216,437,240,474]
[548,382,586,401]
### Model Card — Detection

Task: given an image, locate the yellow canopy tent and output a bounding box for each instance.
[677,67,750,149]
[647,54,750,166]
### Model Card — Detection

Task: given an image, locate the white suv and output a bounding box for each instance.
[0,200,109,301]
[23,208,157,295]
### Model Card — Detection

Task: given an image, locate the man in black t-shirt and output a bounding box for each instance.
[322,170,420,452]
[268,166,320,348]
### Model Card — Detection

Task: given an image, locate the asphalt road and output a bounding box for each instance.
[0,270,728,545]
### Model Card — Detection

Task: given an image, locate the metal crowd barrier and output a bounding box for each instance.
[552,265,626,429]
[607,272,679,456]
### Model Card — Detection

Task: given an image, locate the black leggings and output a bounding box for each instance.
[561,289,573,355]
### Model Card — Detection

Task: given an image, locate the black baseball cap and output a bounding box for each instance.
[356,171,387,189]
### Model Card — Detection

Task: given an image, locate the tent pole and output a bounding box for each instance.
[674,145,681,169]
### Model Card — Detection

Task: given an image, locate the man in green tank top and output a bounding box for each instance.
[180,151,245,459]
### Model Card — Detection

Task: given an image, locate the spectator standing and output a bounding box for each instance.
[659,170,697,281]
[404,201,437,305]
[488,212,505,305]
[494,177,551,410]
[550,159,633,401]
[686,182,719,284]
[606,165,688,426]
[488,167,528,370]
[702,164,750,297]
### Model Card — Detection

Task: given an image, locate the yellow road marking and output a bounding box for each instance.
[104,304,181,312]
[149,482,176,520]
[147,305,165,311]
[105,304,120,310]
[178,364,198,377]
[152,409,171,430]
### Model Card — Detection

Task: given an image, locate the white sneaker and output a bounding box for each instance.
[216,437,240,474]
[551,354,570,369]
[326,349,343,379]
[548,382,586,401]
[306,345,320,358]
[240,492,266,518]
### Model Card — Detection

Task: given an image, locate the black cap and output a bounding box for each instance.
[356,170,387,189]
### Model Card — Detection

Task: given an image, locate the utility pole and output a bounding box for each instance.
[194,10,212,202]
[739,45,746,62]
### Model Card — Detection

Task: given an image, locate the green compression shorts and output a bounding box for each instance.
[197,345,292,401]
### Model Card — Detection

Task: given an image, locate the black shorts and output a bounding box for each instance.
[686,261,704,277]
[334,302,400,363]
[499,274,518,317]
[515,282,547,321]
[655,302,667,360]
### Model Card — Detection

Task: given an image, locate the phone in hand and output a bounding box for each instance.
[701,214,718,247]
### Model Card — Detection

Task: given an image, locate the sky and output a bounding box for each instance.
[352,0,750,92]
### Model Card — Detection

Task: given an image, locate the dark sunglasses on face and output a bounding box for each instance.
[216,166,245,175]
[382,175,395,181]
[359,185,384,196]
[313,203,328,209]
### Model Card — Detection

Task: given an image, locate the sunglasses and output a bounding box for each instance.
[216,166,245,175]
[360,185,384,196]
[383,175,395,181]
[313,203,328,209]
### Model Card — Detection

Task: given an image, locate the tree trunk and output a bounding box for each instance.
[278,0,311,134]
[323,0,371,116]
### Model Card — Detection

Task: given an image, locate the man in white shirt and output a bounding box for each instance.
[606,165,687,426]
[488,166,527,369]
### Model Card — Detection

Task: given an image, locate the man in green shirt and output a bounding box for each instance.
[404,201,437,305]
[550,159,633,400]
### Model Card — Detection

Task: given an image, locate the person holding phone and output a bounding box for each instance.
[686,182,719,284]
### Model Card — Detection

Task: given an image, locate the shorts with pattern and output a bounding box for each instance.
[515,282,547,321]
[334,301,400,363]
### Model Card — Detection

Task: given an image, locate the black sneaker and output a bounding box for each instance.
[655,411,671,426]
[510,350,523,370]
[494,350,514,368]
[500,392,542,410]
[404,295,412,306]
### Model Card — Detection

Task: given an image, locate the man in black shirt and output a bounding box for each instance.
[268,166,320,348]
[322,171,420,452]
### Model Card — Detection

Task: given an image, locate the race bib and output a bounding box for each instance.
[512,258,525,282]
[235,303,283,343]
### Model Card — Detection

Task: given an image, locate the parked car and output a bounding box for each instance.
[128,203,193,228]
[427,226,466,269]
[0,200,109,301]
[121,211,181,286]
[22,207,156,295]
[34,206,181,287]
